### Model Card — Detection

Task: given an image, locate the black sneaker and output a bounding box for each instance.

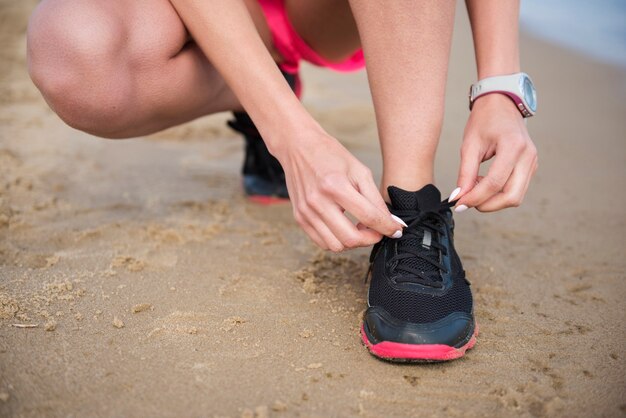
[227,71,299,204]
[361,184,477,362]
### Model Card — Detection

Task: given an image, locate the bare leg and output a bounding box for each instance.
[27,0,361,139]
[26,0,274,138]
[347,0,456,200]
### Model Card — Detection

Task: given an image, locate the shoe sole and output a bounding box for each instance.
[360,322,478,363]
[246,195,290,205]
[242,177,289,205]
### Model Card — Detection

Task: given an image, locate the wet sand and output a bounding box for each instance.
[1,1,625,417]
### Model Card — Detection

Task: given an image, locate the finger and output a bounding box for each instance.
[306,211,345,252]
[454,140,482,200]
[514,156,537,203]
[475,164,527,212]
[299,218,329,250]
[356,222,397,242]
[476,154,537,212]
[353,170,390,214]
[517,158,537,203]
[313,200,383,249]
[338,179,404,238]
[520,157,538,197]
[291,198,329,250]
[456,145,519,210]
[293,191,344,252]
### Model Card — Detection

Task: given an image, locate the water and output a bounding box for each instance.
[520,0,626,68]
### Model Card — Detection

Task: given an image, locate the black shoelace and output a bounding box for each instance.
[386,200,456,288]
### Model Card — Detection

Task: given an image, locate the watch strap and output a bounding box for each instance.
[469,73,534,117]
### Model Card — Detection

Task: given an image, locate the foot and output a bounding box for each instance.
[227,71,300,204]
[361,184,477,362]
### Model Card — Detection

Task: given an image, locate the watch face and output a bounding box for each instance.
[521,74,537,113]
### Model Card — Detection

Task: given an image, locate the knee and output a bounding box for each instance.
[27,1,132,137]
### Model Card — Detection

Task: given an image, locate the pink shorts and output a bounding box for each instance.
[258,0,366,74]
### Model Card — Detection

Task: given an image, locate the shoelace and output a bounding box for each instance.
[366,200,456,288]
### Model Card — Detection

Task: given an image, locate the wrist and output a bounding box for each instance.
[471,93,523,118]
[261,113,327,160]
[469,72,536,118]
[476,54,520,80]
[477,65,520,80]
[475,49,520,80]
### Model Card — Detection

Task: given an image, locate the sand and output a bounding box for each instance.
[1,1,625,417]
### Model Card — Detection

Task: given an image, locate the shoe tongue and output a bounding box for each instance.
[387,185,443,285]
[387,184,442,212]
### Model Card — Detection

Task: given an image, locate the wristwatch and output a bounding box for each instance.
[469,72,537,117]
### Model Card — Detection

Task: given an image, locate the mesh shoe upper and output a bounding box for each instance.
[367,185,473,324]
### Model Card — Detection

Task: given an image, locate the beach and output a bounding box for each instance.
[1,1,625,417]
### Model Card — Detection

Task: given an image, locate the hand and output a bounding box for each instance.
[452,94,538,212]
[273,128,404,252]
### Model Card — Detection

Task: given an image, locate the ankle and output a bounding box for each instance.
[381,175,434,202]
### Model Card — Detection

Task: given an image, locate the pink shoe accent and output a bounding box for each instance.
[361,323,478,362]
[247,195,290,205]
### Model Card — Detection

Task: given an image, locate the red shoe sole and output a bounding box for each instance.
[247,195,290,205]
[360,323,478,362]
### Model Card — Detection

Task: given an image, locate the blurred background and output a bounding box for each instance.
[0,1,624,417]
[520,0,626,69]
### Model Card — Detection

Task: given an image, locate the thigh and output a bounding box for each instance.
[29,0,236,137]
[285,0,361,63]
[30,0,189,63]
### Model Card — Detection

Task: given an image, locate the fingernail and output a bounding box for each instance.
[449,187,461,201]
[392,230,403,239]
[391,214,408,228]
[455,204,468,213]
